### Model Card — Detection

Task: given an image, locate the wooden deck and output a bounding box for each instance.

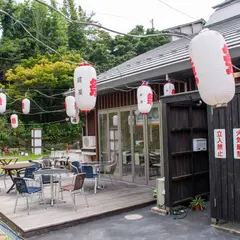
[0,176,154,237]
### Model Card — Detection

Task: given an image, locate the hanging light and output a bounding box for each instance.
[137,81,153,114]
[71,114,80,124]
[74,63,97,113]
[10,114,18,128]
[65,96,76,117]
[0,93,6,114]
[164,82,175,96]
[113,115,118,126]
[22,98,30,114]
[189,28,235,107]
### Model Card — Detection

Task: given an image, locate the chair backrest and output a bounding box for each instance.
[71,161,81,174]
[14,177,28,194]
[73,173,85,191]
[107,161,118,175]
[42,159,51,167]
[81,166,94,178]
[24,167,36,179]
[28,160,40,170]
[41,175,51,184]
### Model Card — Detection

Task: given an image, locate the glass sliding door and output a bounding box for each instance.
[109,112,120,178]
[133,110,146,185]
[148,106,161,186]
[121,110,132,182]
[99,113,108,170]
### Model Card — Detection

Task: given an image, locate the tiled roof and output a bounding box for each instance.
[97,17,240,86]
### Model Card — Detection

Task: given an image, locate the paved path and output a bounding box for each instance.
[28,205,239,240]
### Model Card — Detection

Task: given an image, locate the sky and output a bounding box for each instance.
[16,0,222,35]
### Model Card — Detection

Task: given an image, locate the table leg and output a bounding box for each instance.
[50,175,54,207]
[6,170,15,193]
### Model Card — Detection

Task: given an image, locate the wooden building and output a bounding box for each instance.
[65,0,240,223]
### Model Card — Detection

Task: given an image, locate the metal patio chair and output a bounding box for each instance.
[59,173,88,211]
[13,177,44,215]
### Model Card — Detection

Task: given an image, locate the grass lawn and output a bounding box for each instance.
[8,154,50,162]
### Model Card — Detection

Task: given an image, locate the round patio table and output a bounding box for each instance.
[1,163,34,193]
[33,168,69,207]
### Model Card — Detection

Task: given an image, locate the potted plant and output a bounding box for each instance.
[189,196,206,211]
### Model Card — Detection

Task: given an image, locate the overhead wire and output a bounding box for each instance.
[33,0,192,40]
[156,0,197,20]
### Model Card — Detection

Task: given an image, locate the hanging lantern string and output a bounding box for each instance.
[6,119,68,126]
[4,109,65,116]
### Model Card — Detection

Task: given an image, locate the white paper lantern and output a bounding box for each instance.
[65,96,76,117]
[189,28,235,107]
[137,82,153,114]
[71,114,80,124]
[10,114,18,128]
[164,82,175,96]
[74,63,97,113]
[113,115,118,126]
[22,98,30,114]
[0,93,6,113]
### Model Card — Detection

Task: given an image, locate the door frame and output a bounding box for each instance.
[98,102,161,185]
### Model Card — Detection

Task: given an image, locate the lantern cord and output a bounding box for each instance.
[33,0,192,40]
[5,109,65,116]
[233,64,240,71]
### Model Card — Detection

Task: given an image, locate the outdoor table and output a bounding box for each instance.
[1,163,34,193]
[33,168,69,207]
[0,157,19,166]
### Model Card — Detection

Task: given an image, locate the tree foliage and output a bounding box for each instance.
[0,0,169,148]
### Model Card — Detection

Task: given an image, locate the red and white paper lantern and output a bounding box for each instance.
[22,98,30,114]
[137,81,153,114]
[10,114,18,128]
[65,96,76,117]
[0,93,6,113]
[189,28,235,107]
[74,63,97,113]
[164,82,175,96]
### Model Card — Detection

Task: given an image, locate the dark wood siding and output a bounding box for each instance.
[208,85,240,222]
[162,92,209,207]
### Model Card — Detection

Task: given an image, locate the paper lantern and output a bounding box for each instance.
[22,98,30,114]
[189,28,235,107]
[71,114,80,124]
[65,96,76,117]
[74,63,97,113]
[164,82,175,96]
[113,115,118,126]
[0,93,6,113]
[128,115,135,126]
[137,81,153,114]
[10,114,18,128]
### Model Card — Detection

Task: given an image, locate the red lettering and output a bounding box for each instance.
[218,151,223,157]
[237,137,240,143]
[147,93,153,105]
[222,44,234,76]
[217,144,223,150]
[0,98,2,106]
[217,131,222,138]
[237,144,240,151]
[11,118,16,124]
[89,78,97,97]
[237,151,240,158]
[217,138,223,144]
[190,58,199,85]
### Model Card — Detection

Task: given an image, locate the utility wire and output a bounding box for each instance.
[0,9,79,65]
[33,0,191,40]
[156,0,197,20]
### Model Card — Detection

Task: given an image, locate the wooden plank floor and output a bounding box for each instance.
[0,176,154,236]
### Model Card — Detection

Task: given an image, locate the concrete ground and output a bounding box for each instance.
[28,204,239,240]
